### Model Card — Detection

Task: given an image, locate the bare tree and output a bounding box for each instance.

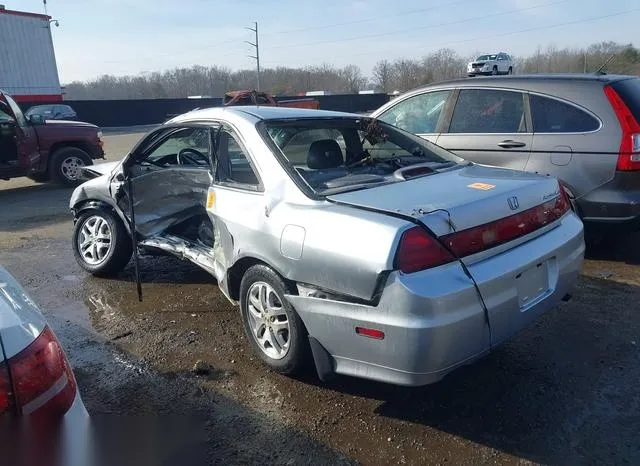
[63,42,640,100]
[372,60,394,93]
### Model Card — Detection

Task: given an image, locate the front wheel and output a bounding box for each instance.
[72,209,132,276]
[50,147,92,186]
[240,265,309,375]
[492,66,499,75]
[508,67,513,75]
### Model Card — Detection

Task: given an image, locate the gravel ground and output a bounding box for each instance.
[1,133,639,465]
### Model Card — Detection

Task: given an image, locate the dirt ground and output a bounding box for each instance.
[1,132,639,465]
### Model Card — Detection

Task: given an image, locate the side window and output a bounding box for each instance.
[3,94,26,127]
[0,107,13,122]
[449,89,526,133]
[378,90,451,134]
[530,94,599,133]
[217,130,261,188]
[143,127,211,167]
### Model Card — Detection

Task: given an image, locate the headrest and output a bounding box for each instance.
[307,139,343,170]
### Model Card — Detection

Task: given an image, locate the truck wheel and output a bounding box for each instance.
[240,265,309,375]
[72,209,132,276]
[50,147,93,186]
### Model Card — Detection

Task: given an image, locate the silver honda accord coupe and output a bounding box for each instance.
[69,106,584,386]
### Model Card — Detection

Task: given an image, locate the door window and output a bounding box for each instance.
[3,94,26,126]
[216,130,261,189]
[143,127,211,167]
[0,107,13,122]
[378,90,451,134]
[530,94,600,133]
[449,89,526,133]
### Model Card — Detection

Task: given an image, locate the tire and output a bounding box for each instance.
[72,208,132,276]
[508,67,513,75]
[240,264,309,375]
[492,66,499,75]
[50,147,93,186]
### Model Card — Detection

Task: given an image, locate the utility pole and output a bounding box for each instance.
[245,22,260,91]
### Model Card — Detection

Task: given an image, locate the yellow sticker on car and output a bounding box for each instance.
[206,191,215,209]
[467,182,496,191]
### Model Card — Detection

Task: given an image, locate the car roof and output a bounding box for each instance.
[417,73,634,91]
[171,105,360,124]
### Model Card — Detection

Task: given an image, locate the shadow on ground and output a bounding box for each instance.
[585,230,640,266]
[292,275,640,465]
[0,183,74,232]
[49,315,353,466]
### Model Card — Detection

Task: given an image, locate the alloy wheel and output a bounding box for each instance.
[246,281,290,360]
[61,156,85,181]
[78,215,112,265]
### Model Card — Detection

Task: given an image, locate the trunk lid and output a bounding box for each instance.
[328,164,562,237]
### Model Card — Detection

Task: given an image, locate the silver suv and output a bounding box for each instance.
[372,74,640,234]
[467,53,514,76]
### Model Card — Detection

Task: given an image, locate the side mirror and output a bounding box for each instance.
[29,114,45,125]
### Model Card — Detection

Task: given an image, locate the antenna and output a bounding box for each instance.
[43,0,48,15]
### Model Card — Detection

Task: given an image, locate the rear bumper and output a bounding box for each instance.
[578,171,640,231]
[289,213,584,386]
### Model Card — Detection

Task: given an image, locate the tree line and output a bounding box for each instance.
[64,41,640,100]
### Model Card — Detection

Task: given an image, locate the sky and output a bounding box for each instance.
[12,0,640,83]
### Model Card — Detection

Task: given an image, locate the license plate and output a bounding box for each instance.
[515,261,550,308]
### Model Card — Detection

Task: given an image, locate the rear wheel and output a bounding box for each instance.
[72,209,132,276]
[50,147,92,186]
[240,265,309,375]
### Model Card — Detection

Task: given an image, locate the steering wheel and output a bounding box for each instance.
[177,148,208,166]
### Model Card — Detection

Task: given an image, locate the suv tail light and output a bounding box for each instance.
[604,85,640,171]
[1,326,76,419]
[395,182,570,273]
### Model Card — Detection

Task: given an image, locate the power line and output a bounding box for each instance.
[265,0,570,51]
[262,7,640,65]
[259,0,484,37]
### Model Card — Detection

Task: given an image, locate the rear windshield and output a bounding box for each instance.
[611,78,640,123]
[261,118,465,195]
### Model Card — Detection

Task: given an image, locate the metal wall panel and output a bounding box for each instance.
[0,10,61,97]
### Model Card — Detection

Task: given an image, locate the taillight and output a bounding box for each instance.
[8,326,76,419]
[395,226,454,273]
[395,183,571,273]
[0,362,14,417]
[443,185,570,258]
[604,85,640,171]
